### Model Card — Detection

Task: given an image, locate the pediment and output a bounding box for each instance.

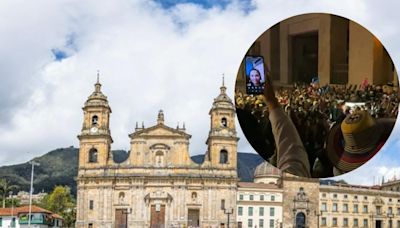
[129,124,191,139]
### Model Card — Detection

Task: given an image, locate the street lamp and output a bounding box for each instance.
[387,212,394,228]
[28,161,39,228]
[224,208,233,228]
[315,210,323,228]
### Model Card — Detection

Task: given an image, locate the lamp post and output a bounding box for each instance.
[224,208,233,228]
[28,161,39,228]
[9,191,14,228]
[387,212,394,228]
[315,210,322,228]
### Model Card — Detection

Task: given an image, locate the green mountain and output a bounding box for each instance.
[0,147,264,196]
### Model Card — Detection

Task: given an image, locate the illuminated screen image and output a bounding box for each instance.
[245,56,266,94]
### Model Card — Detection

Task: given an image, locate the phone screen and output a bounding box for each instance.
[245,56,265,94]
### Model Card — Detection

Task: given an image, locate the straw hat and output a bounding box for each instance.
[326,111,395,174]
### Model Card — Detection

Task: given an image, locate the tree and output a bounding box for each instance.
[40,186,76,227]
[0,179,18,208]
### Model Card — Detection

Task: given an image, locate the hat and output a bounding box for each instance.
[326,111,395,173]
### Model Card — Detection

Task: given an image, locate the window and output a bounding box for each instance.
[363,219,368,227]
[343,218,348,227]
[388,207,393,215]
[343,203,348,212]
[389,198,393,202]
[270,207,275,216]
[269,219,274,228]
[248,207,253,216]
[92,115,98,125]
[248,219,253,228]
[238,207,243,216]
[332,218,337,226]
[11,218,16,228]
[239,194,243,200]
[0,218,2,227]
[321,203,327,211]
[260,195,264,201]
[221,199,225,210]
[321,217,326,226]
[88,148,98,163]
[221,117,227,127]
[89,200,94,210]
[333,194,337,198]
[333,203,338,212]
[376,206,382,215]
[353,204,358,213]
[344,194,348,199]
[397,207,400,215]
[219,150,228,164]
[259,219,264,228]
[259,207,264,216]
[354,195,358,200]
[362,205,368,213]
[271,195,275,201]
[353,218,358,227]
[364,196,368,200]
[322,193,326,197]
[249,195,254,201]
[88,224,93,228]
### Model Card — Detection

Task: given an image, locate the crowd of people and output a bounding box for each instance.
[235,81,399,177]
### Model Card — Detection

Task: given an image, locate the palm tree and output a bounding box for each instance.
[0,179,18,208]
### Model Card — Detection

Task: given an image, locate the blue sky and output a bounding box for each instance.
[0,0,399,185]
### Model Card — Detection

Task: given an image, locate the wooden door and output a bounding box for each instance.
[187,209,200,227]
[150,204,165,228]
[115,209,127,228]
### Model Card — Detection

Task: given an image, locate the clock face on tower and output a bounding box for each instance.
[90,127,98,134]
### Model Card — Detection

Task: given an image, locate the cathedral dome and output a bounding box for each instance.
[253,161,281,184]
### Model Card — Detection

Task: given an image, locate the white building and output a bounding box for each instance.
[237,162,283,228]
[0,205,63,228]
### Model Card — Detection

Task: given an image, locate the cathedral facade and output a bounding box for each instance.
[75,79,239,228]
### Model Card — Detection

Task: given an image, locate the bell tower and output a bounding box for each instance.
[78,73,113,168]
[205,76,238,169]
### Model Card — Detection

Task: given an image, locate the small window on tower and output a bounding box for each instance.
[219,150,228,164]
[221,117,227,127]
[89,148,98,163]
[92,115,98,125]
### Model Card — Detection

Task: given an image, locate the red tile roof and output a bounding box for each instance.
[0,205,63,220]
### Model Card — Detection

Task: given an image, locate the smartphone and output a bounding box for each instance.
[245,56,265,95]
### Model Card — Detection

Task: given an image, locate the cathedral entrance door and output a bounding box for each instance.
[150,204,165,228]
[115,209,128,228]
[295,212,306,228]
[187,209,200,227]
[375,220,382,228]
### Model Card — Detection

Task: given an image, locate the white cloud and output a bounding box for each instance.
[0,0,399,187]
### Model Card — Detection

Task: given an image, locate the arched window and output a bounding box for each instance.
[221,117,227,127]
[88,148,98,163]
[92,115,98,125]
[219,150,228,164]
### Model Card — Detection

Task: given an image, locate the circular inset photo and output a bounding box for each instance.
[235,13,398,178]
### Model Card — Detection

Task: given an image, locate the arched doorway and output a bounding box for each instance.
[295,212,306,228]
